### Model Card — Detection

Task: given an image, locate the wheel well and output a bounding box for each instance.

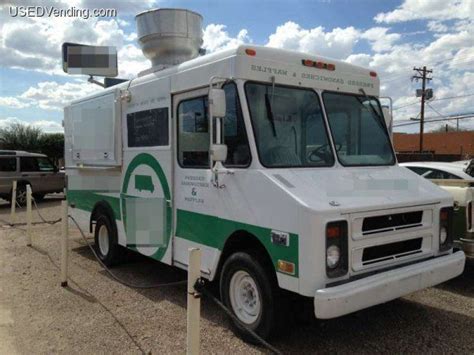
[11,180,31,195]
[90,201,116,234]
[16,180,31,188]
[216,230,276,281]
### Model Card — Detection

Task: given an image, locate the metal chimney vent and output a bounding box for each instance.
[136,8,203,70]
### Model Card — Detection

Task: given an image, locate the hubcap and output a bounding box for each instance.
[98,225,110,256]
[229,270,261,325]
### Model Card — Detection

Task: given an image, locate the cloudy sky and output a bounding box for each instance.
[0,0,473,133]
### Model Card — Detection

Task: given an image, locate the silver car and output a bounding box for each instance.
[0,150,65,205]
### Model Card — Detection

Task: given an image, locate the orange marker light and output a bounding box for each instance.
[440,210,448,221]
[327,225,341,238]
[277,260,295,275]
[245,48,256,56]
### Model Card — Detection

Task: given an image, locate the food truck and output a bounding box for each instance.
[63,8,465,340]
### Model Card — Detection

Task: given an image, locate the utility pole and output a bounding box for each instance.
[412,66,433,152]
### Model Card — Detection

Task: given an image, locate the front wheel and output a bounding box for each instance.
[220,251,284,343]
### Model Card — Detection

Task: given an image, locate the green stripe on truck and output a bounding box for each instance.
[176,209,299,277]
[67,190,121,220]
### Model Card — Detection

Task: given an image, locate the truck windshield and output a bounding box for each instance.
[323,92,395,166]
[245,82,334,167]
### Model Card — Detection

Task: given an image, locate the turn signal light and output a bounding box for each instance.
[327,225,341,238]
[277,260,295,275]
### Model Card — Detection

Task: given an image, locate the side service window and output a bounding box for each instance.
[177,84,250,168]
[127,108,169,147]
[0,158,16,172]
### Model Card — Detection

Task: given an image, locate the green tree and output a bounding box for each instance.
[0,123,64,165]
[0,123,43,151]
[38,133,64,165]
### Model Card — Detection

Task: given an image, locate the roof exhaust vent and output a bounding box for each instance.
[136,8,203,72]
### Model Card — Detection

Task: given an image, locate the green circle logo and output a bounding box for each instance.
[121,153,172,260]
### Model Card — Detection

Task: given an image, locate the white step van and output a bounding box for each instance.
[63,9,465,341]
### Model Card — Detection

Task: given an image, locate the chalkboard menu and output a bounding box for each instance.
[127,108,169,147]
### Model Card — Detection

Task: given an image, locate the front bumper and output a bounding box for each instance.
[314,251,465,319]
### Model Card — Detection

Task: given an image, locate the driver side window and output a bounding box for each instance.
[177,83,251,169]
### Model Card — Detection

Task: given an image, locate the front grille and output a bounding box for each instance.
[362,238,423,265]
[362,211,423,235]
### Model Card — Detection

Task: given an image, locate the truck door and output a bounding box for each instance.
[121,93,173,265]
[172,84,252,276]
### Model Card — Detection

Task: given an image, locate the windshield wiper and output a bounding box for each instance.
[265,93,277,137]
[357,88,386,132]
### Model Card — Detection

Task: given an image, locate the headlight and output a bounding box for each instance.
[326,245,341,269]
[439,207,453,251]
[326,221,348,278]
[439,226,448,245]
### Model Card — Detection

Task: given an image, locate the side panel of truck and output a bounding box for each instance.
[119,77,173,265]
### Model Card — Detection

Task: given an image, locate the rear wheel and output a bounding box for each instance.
[94,214,124,267]
[220,251,284,343]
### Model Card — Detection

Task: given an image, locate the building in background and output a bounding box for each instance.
[393,131,474,162]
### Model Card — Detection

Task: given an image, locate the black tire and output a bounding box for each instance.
[93,214,123,267]
[15,184,27,206]
[220,251,284,343]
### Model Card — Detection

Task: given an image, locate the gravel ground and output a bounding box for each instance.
[0,196,473,354]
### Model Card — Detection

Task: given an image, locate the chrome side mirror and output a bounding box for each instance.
[210,144,228,163]
[209,88,226,118]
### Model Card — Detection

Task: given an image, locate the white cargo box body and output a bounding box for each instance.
[64,90,122,167]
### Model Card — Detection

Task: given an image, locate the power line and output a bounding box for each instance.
[393,92,474,111]
[379,56,474,83]
[393,114,474,127]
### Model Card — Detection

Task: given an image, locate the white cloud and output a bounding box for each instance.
[1,0,156,14]
[374,0,474,23]
[345,53,373,68]
[203,24,251,53]
[0,3,145,76]
[344,20,474,126]
[361,27,401,52]
[79,0,156,14]
[427,21,448,33]
[0,117,63,133]
[266,21,360,59]
[11,81,101,111]
[0,97,30,109]
[117,44,148,78]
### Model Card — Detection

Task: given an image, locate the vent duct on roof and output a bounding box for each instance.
[135,8,203,71]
